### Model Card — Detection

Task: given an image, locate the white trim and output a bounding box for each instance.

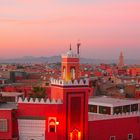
[50,78,89,86]
[97,105,99,114]
[18,97,62,104]
[111,107,113,115]
[0,108,14,110]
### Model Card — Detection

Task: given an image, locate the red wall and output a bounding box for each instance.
[88,117,140,140]
[63,87,89,140]
[0,110,13,140]
[17,103,64,140]
[135,91,140,99]
[17,103,63,117]
[50,86,90,140]
[51,86,64,100]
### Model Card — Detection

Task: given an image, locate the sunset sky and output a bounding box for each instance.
[0,0,140,59]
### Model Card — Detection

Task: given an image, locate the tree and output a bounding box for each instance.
[29,87,46,98]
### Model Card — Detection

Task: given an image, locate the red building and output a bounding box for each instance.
[88,96,140,140]
[0,103,17,140]
[127,67,140,76]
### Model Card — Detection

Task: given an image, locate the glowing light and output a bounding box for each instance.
[70,132,72,140]
[78,131,81,140]
[56,121,59,125]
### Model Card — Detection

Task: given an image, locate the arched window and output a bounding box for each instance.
[48,117,56,133]
[70,129,81,140]
[63,67,66,79]
[70,67,76,79]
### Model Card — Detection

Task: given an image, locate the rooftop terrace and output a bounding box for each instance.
[88,112,140,121]
[89,96,140,107]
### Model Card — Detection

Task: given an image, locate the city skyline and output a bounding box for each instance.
[0,0,140,59]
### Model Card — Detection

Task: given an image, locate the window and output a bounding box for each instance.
[128,133,133,140]
[0,119,8,132]
[110,136,116,140]
[63,67,66,79]
[99,106,111,115]
[88,105,97,113]
[113,106,122,114]
[70,67,76,79]
[49,125,55,132]
[123,105,130,113]
[131,104,138,112]
[48,117,56,133]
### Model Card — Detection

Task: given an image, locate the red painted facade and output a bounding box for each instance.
[61,56,79,81]
[89,117,140,140]
[17,103,63,140]
[127,68,140,76]
[0,110,14,140]
[134,90,140,99]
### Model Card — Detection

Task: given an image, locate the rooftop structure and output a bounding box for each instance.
[0,92,24,103]
[0,92,24,97]
[89,96,140,107]
[88,96,140,119]
[118,51,124,67]
[0,102,17,110]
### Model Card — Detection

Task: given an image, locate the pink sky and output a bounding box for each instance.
[0,0,140,59]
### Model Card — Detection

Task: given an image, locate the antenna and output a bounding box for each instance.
[70,43,72,51]
[77,40,81,55]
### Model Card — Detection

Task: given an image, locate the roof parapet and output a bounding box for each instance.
[50,78,89,86]
[18,97,63,104]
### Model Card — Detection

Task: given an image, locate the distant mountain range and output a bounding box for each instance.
[0,56,139,64]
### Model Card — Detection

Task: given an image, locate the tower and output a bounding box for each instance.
[50,45,90,140]
[118,51,124,67]
[61,46,79,81]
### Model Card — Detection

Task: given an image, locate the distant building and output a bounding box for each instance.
[127,67,140,76]
[0,92,24,102]
[10,71,27,83]
[118,52,124,68]
[0,78,10,85]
